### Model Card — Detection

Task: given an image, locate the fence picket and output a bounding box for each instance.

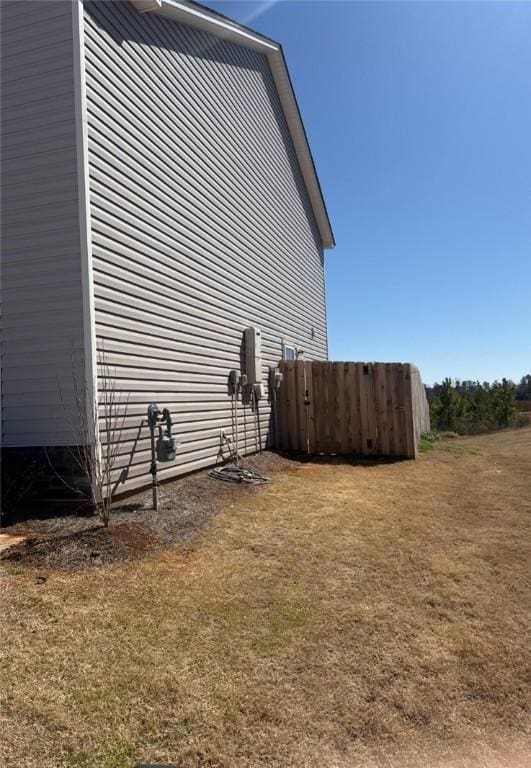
[278,360,428,458]
[313,362,325,452]
[286,361,298,450]
[305,361,316,453]
[395,364,407,457]
[295,360,306,452]
[358,364,369,455]
[402,364,415,458]
[366,364,377,455]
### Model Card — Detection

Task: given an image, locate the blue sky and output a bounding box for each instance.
[205,1,531,385]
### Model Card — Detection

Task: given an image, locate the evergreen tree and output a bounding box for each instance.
[491,379,517,427]
[469,383,489,427]
[432,378,460,431]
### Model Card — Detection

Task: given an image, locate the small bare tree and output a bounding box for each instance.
[53,346,129,527]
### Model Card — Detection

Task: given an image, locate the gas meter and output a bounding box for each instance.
[148,404,177,462]
[147,403,180,511]
[156,431,176,462]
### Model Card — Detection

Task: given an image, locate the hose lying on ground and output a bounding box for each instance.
[208,465,270,485]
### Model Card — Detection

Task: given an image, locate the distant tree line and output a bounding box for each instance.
[515,374,531,400]
[426,375,530,434]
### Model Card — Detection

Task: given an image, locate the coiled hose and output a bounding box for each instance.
[208,465,270,485]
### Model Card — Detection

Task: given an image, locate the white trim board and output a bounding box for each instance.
[72,0,100,456]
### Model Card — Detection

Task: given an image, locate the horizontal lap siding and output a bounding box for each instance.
[1,0,84,447]
[83,0,327,493]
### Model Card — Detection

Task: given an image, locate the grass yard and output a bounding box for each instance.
[1,428,530,768]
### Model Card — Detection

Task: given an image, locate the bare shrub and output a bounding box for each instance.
[55,347,129,527]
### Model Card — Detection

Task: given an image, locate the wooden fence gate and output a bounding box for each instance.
[278,361,430,459]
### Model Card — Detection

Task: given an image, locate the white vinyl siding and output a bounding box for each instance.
[1,0,85,447]
[83,0,327,493]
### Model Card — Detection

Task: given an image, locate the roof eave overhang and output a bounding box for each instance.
[130,0,335,249]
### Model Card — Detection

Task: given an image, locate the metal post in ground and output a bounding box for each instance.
[147,403,160,512]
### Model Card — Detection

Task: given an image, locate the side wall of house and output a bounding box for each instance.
[1,0,85,449]
[1,1,89,513]
[83,0,328,494]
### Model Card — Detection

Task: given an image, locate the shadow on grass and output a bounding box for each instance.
[276,450,410,468]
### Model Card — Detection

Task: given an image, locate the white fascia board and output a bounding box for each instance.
[133,0,162,12]
[129,0,335,249]
[154,0,279,53]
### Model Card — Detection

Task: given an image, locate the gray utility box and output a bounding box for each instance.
[244,326,262,384]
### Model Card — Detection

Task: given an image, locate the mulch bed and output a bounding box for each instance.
[1,452,296,571]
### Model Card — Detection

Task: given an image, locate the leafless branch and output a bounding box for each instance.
[54,343,129,527]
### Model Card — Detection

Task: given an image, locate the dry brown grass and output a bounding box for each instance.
[1,428,530,768]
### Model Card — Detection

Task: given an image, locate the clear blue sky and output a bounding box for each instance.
[205,1,530,385]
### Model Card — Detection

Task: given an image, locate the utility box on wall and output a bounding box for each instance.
[244,326,262,384]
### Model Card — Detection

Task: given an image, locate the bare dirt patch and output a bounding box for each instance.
[1,429,530,768]
[1,452,294,569]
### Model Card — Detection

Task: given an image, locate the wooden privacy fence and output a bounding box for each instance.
[278,361,430,459]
